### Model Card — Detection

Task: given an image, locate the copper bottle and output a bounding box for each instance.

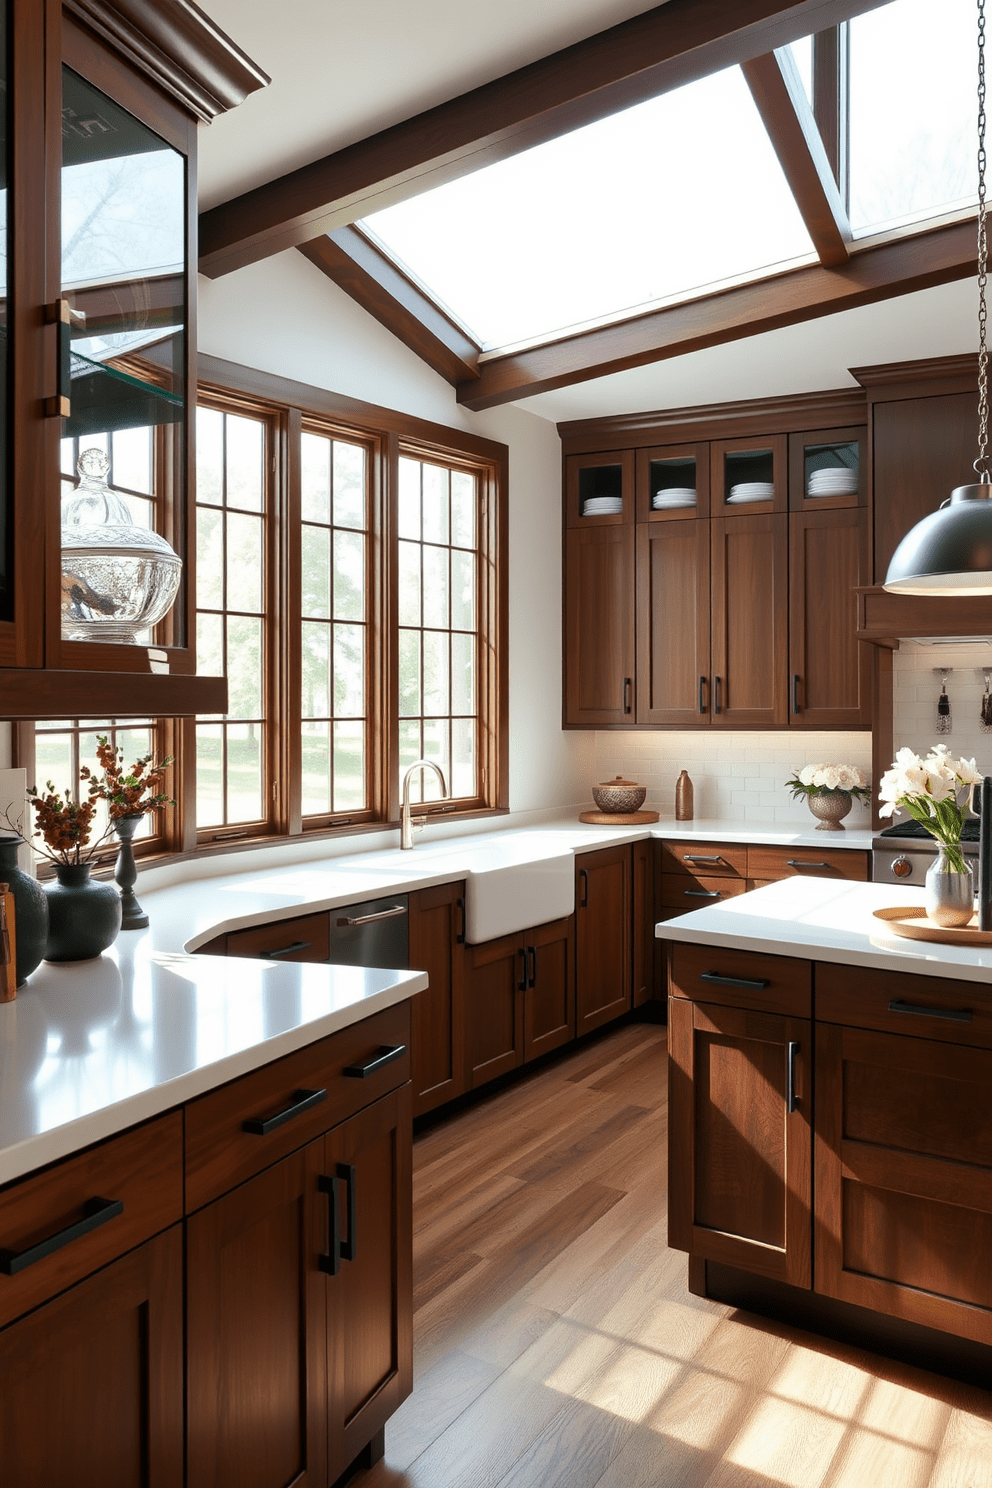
[675,770,694,821]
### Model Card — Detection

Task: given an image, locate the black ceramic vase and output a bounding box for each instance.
[0,836,49,986]
[45,862,122,963]
[113,814,149,930]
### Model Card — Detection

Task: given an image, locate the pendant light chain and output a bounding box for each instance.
[978,0,990,479]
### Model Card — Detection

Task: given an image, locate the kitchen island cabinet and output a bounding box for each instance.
[664,876,992,1377]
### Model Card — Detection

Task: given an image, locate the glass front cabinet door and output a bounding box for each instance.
[0,1,265,717]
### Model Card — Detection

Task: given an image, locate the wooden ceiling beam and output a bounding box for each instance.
[298,230,481,385]
[741,47,851,266]
[456,218,977,411]
[199,0,892,279]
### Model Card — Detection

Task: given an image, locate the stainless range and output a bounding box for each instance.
[871,819,981,885]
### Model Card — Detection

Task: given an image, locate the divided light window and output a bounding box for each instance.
[32,718,164,855]
[300,424,373,824]
[397,452,480,806]
[195,400,272,837]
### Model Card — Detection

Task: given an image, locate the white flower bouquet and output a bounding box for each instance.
[878,745,981,874]
[785,763,871,801]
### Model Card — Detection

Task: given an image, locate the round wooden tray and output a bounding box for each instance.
[578,809,660,825]
[872,905,992,946]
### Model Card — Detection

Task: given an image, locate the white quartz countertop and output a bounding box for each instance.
[658,876,992,985]
[0,812,871,1187]
[142,817,873,954]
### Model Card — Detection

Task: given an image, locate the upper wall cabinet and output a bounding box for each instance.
[0,0,266,718]
[562,392,871,731]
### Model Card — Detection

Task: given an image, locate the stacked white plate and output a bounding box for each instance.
[807,467,858,497]
[727,482,774,504]
[652,488,696,509]
[582,496,623,516]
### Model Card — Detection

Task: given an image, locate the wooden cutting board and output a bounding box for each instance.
[579,809,660,825]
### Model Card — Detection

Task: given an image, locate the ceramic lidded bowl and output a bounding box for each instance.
[591,775,646,813]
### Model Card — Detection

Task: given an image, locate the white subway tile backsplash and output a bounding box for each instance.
[591,729,872,824]
[892,642,992,775]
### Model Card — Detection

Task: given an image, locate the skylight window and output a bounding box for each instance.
[849,0,975,236]
[363,65,815,352]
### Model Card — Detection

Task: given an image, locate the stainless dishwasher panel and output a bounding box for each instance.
[327,894,409,969]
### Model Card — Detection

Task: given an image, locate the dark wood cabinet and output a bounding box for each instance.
[463,932,525,1087]
[0,3,253,716]
[632,838,656,1007]
[816,1006,992,1347]
[668,995,812,1287]
[575,845,631,1035]
[635,518,710,726]
[0,1225,184,1486]
[408,882,466,1116]
[710,434,788,517]
[523,917,574,1060]
[324,1086,413,1482]
[563,523,635,725]
[789,506,871,728]
[710,512,788,728]
[187,1143,328,1488]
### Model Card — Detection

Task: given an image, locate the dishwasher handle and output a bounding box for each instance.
[336,905,408,927]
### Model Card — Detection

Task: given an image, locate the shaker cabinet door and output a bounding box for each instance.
[710,513,788,729]
[635,519,710,726]
[668,997,812,1288]
[563,524,636,726]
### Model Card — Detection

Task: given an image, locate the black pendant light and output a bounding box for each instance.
[884,0,992,596]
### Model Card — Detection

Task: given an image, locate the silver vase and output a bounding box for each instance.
[807,792,853,831]
[924,844,975,928]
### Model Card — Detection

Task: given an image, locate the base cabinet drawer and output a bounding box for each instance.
[225,911,331,963]
[0,1112,183,1330]
[815,1023,992,1345]
[661,873,747,912]
[670,941,811,1018]
[747,845,868,882]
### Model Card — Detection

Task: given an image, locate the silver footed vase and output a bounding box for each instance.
[924,843,975,928]
[806,791,852,831]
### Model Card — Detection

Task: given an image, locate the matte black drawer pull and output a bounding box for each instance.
[683,854,724,864]
[527,946,537,988]
[0,1197,123,1276]
[787,1041,800,1114]
[261,941,311,959]
[785,860,829,870]
[698,676,707,715]
[518,947,528,992]
[791,673,801,715]
[243,1087,327,1135]
[343,1043,406,1079]
[888,998,973,1023]
[700,971,770,991]
[684,889,721,899]
[336,905,407,926]
[337,1162,356,1262]
[456,896,466,944]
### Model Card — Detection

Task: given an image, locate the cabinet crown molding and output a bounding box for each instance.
[558,386,867,454]
[64,0,270,121]
[851,353,978,400]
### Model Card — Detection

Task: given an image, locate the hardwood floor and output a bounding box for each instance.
[351,1022,992,1488]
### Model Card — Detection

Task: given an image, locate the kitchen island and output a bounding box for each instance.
[661,876,992,1384]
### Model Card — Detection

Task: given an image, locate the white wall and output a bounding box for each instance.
[593,729,874,827]
[197,250,595,815]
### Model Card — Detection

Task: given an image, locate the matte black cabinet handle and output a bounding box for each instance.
[787,1041,800,1114]
[698,676,707,715]
[318,1173,340,1275]
[683,854,724,864]
[242,1086,327,1135]
[0,1197,123,1276]
[337,1162,356,1262]
[700,971,770,991]
[888,998,973,1023]
[714,676,722,714]
[527,946,537,988]
[260,940,312,959]
[518,948,528,992]
[786,860,829,870]
[623,677,632,714]
[343,1043,407,1078]
[456,896,466,944]
[684,889,721,899]
[791,674,801,715]
[579,868,588,908]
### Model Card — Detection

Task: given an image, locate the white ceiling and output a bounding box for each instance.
[195,0,663,211]
[193,2,978,424]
